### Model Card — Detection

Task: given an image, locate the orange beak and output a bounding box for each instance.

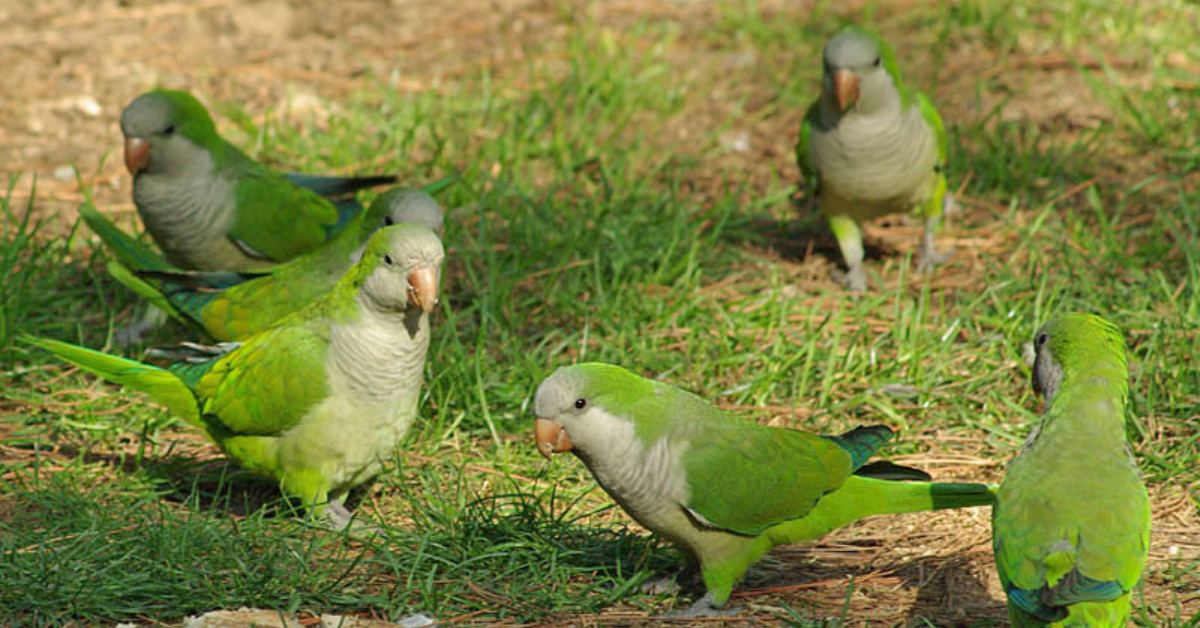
[124,137,151,175]
[535,417,573,460]
[406,267,439,313]
[833,69,859,111]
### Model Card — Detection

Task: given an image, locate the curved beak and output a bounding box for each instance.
[535,417,573,460]
[833,69,859,111]
[406,267,439,313]
[124,137,151,175]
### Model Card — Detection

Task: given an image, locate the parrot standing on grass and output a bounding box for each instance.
[105,187,444,341]
[120,89,396,271]
[993,314,1150,627]
[27,224,444,528]
[533,363,996,617]
[795,27,952,291]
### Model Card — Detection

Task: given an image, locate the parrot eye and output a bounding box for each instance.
[873,56,881,67]
[383,254,394,266]
[163,124,176,135]
[384,216,395,226]
[1035,333,1049,349]
[574,398,587,410]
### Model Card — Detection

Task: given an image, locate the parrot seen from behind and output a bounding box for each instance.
[993,314,1150,627]
[795,27,952,291]
[533,363,995,617]
[120,89,396,271]
[27,223,445,528]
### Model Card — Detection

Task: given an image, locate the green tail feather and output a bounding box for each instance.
[77,201,172,272]
[106,262,196,329]
[767,476,996,546]
[23,336,201,426]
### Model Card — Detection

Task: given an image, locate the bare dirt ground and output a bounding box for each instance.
[2,0,1197,626]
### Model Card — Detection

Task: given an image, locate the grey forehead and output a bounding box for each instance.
[387,190,444,232]
[533,367,577,416]
[384,226,444,261]
[120,94,171,135]
[824,31,879,68]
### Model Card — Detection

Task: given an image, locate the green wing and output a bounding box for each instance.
[228,164,345,263]
[196,319,331,436]
[913,89,947,163]
[795,101,822,197]
[682,421,854,536]
[994,454,1150,621]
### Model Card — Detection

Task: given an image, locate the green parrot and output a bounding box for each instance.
[120,88,397,271]
[533,363,995,616]
[795,27,952,291]
[106,187,444,341]
[27,223,444,528]
[993,314,1150,627]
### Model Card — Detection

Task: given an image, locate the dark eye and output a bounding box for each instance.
[574,398,587,410]
[873,57,881,67]
[1036,333,1049,349]
[383,254,394,266]
[384,216,395,226]
[163,124,176,135]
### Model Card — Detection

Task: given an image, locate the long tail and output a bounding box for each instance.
[106,261,198,330]
[23,336,201,426]
[285,173,397,198]
[77,201,172,272]
[767,476,996,545]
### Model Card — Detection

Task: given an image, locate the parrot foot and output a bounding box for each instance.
[321,499,380,536]
[830,266,867,292]
[115,305,169,347]
[663,592,740,618]
[642,575,681,596]
[915,248,953,274]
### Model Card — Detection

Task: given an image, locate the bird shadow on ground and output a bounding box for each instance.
[900,554,1007,628]
[731,202,893,270]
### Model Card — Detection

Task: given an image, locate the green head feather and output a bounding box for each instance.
[121,89,222,148]
[1032,313,1128,404]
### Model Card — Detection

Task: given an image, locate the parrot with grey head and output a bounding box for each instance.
[105,187,444,341]
[534,363,995,616]
[119,89,396,271]
[796,27,952,291]
[27,223,444,528]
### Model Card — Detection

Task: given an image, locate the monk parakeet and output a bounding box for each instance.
[120,89,397,271]
[106,187,444,341]
[993,314,1150,627]
[533,363,995,616]
[27,223,444,528]
[796,27,952,291]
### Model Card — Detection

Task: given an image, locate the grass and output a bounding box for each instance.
[3,0,1199,626]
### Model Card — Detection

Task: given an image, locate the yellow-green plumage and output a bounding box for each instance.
[26,224,444,527]
[795,27,951,291]
[534,363,995,616]
[993,314,1150,627]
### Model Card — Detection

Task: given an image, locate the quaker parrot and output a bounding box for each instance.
[796,27,952,291]
[993,314,1150,627]
[533,363,995,616]
[120,88,397,271]
[106,187,444,341]
[27,223,444,528]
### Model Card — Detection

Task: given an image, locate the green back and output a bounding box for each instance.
[994,314,1149,624]
[580,365,858,537]
[195,316,332,437]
